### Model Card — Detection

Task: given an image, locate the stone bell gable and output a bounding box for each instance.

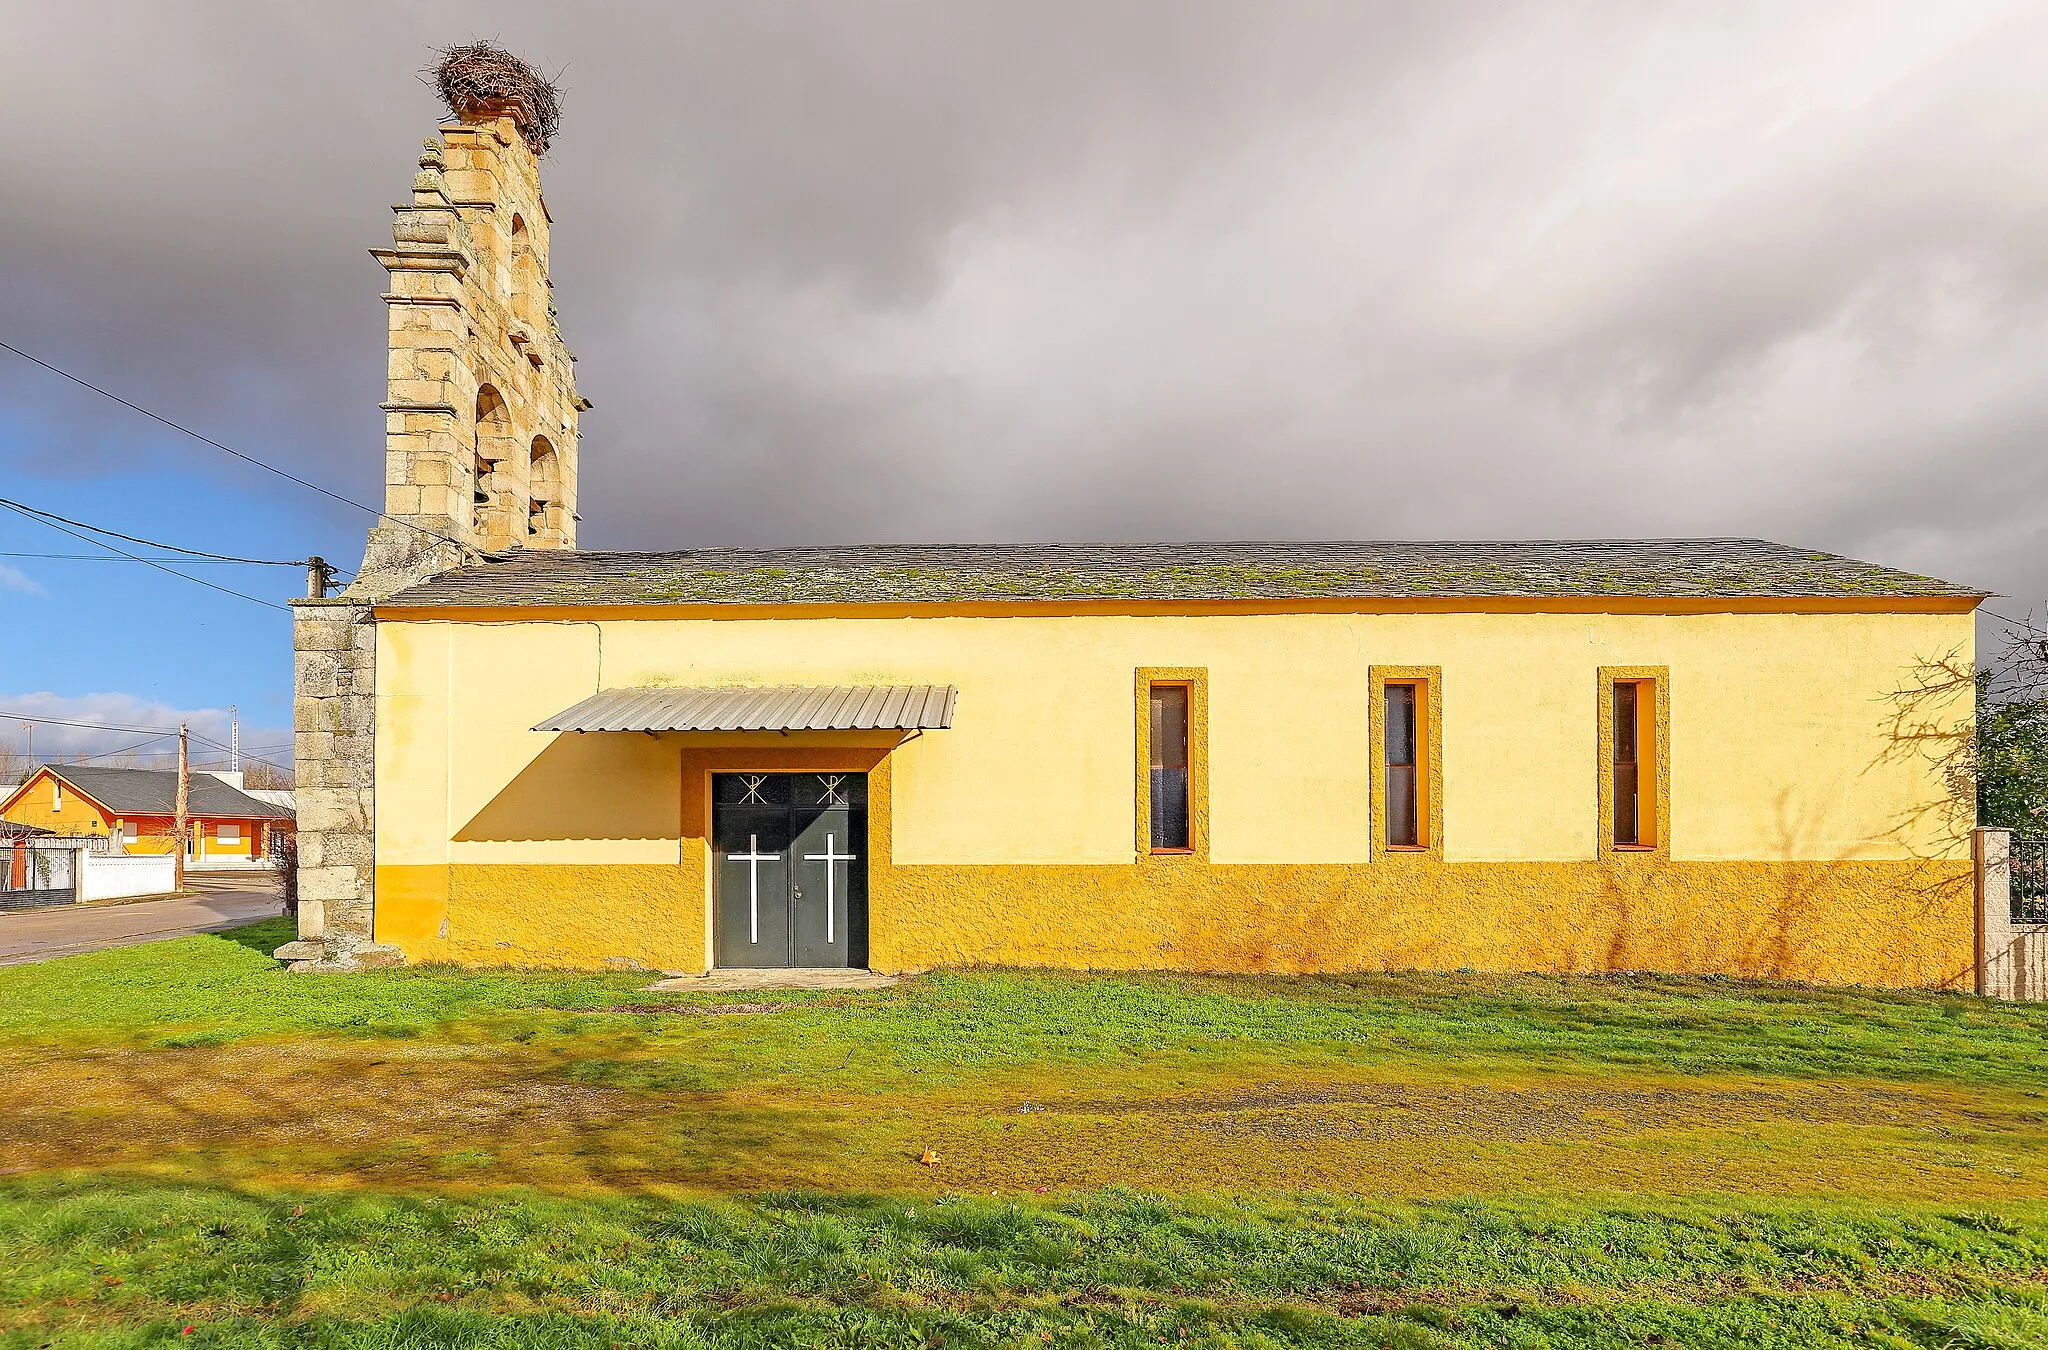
[279,49,585,973]
[376,114,585,555]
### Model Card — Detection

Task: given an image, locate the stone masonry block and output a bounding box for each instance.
[297,797,363,834]
[329,734,373,767]
[297,866,361,904]
[295,900,326,941]
[294,699,352,735]
[295,620,352,652]
[294,660,338,700]
[414,350,457,383]
[318,834,375,869]
[388,378,449,406]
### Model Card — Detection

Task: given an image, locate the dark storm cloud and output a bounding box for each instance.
[3,2,2045,611]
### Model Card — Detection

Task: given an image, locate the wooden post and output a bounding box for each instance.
[174,723,189,894]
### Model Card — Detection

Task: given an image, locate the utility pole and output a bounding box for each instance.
[174,722,189,893]
[306,556,333,599]
[229,706,239,775]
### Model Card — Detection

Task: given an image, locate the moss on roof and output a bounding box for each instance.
[380,540,1984,609]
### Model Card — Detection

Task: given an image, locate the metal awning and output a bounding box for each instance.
[533,684,957,733]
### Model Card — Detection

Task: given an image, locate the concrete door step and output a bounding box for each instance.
[648,968,901,992]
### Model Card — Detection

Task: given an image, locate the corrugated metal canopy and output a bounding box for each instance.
[534,685,957,733]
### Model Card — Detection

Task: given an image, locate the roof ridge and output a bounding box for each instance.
[496,536,1795,561]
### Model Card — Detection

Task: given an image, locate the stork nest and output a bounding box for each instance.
[429,42,560,155]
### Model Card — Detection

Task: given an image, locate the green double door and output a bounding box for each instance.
[712,772,869,969]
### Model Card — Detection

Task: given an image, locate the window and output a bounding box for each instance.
[1372,667,1440,855]
[1384,682,1424,849]
[52,778,61,811]
[217,824,240,843]
[1149,683,1191,851]
[1610,677,1658,849]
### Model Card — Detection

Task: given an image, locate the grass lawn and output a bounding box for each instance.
[0,918,2044,1348]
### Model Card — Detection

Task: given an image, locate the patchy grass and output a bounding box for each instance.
[2,1181,2044,1347]
[0,921,2045,1345]
[3,918,2043,1094]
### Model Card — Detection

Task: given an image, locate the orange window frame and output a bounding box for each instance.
[1369,666,1442,859]
[1133,668,1209,860]
[1381,680,1430,851]
[1146,681,1194,854]
[1600,667,1668,855]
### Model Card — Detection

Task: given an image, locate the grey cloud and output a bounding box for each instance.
[2,0,2044,623]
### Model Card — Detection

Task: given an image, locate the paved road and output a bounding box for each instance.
[0,871,285,967]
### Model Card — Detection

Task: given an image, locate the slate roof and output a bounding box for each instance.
[21,766,293,819]
[381,539,1983,608]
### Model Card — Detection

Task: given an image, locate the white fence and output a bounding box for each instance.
[79,852,179,902]
[2,839,182,908]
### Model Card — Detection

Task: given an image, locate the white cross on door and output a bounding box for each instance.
[731,833,781,943]
[802,832,857,943]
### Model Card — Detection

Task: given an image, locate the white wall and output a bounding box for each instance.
[79,852,177,901]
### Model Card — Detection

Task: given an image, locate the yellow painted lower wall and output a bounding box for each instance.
[375,856,1971,990]
[376,863,704,971]
[870,857,1973,989]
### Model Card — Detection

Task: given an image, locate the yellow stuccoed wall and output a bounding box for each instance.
[371,603,1976,986]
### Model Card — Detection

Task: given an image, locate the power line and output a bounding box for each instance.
[4,712,180,737]
[0,337,466,552]
[0,496,309,565]
[66,733,179,762]
[4,712,293,775]
[0,551,305,566]
[0,499,288,611]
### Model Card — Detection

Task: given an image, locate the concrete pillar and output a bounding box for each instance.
[1976,826,2048,1000]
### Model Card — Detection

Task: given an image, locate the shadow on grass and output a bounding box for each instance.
[214,916,295,957]
[1,1171,2044,1350]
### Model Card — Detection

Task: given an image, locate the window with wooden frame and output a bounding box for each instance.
[1135,668,1207,858]
[1370,666,1441,856]
[1600,668,1666,853]
[1148,682,1192,852]
[1384,682,1425,848]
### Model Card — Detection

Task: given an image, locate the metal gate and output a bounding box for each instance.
[0,839,98,910]
[2013,836,2048,925]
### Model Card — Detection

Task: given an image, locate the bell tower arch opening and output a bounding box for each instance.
[528,435,565,545]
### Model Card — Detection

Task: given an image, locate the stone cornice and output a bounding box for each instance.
[370,246,469,277]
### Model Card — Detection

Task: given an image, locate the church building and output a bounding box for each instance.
[278,51,1985,988]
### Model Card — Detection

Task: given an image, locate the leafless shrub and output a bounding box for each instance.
[271,832,300,917]
[241,761,294,791]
